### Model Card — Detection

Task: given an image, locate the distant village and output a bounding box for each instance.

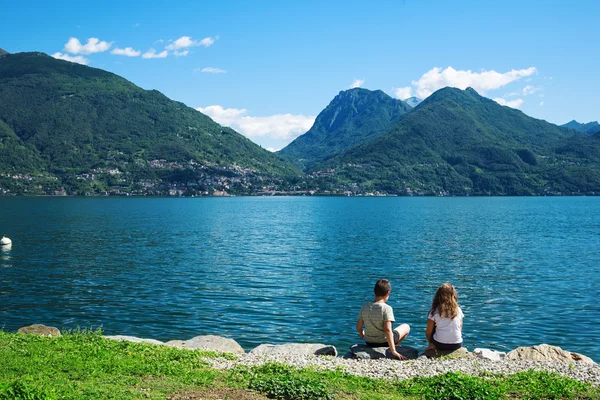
[1,154,581,197]
[0,159,400,197]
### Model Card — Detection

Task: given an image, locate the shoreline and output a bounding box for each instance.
[3,328,600,399]
[17,325,599,385]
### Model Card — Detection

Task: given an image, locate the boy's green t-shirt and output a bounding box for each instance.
[359,301,396,344]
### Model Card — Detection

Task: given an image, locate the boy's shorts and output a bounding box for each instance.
[366,330,400,348]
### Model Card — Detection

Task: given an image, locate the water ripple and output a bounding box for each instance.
[0,197,599,359]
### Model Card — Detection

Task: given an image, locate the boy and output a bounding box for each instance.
[356,279,411,360]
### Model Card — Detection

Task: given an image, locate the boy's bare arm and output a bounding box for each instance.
[384,321,405,360]
[356,319,364,338]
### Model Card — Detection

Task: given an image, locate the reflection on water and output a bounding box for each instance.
[1,244,11,265]
[0,197,599,360]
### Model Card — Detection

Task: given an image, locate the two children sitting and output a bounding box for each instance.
[356,279,463,359]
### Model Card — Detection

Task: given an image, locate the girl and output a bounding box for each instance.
[425,283,463,352]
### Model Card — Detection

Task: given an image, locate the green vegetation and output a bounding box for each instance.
[0,52,299,195]
[317,87,600,195]
[279,88,412,168]
[2,51,600,196]
[1,331,599,399]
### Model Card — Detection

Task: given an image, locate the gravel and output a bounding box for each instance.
[206,353,600,386]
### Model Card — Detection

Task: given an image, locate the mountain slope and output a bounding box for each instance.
[403,97,422,107]
[321,87,598,195]
[0,52,297,178]
[279,88,412,168]
[561,120,600,135]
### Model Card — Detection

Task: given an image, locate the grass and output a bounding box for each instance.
[1,331,599,399]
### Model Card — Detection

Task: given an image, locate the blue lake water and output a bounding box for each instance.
[1,197,599,360]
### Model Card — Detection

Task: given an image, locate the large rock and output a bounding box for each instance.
[506,344,595,364]
[104,335,164,345]
[249,343,337,357]
[474,348,506,361]
[17,324,61,337]
[165,335,245,354]
[423,347,471,359]
[349,344,419,360]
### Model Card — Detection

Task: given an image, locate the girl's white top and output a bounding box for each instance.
[429,306,463,344]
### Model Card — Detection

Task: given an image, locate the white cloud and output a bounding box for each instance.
[394,87,413,100]
[142,48,168,59]
[111,47,141,57]
[166,36,194,50]
[522,85,540,96]
[197,105,247,125]
[166,36,216,51]
[64,37,112,55]
[196,105,315,142]
[349,79,365,88]
[493,97,524,109]
[199,37,215,47]
[198,67,227,74]
[396,66,537,99]
[266,147,280,152]
[540,101,544,106]
[174,50,190,57]
[51,52,89,65]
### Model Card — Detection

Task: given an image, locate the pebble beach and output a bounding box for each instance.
[207,353,600,386]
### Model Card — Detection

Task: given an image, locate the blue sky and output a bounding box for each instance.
[2,0,599,150]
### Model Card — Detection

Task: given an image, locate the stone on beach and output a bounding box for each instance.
[349,344,419,360]
[474,348,506,361]
[423,347,471,359]
[104,335,164,345]
[506,344,595,364]
[17,324,61,337]
[165,335,245,354]
[249,343,337,357]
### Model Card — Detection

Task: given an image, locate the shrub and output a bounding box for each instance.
[0,380,56,400]
[248,363,334,400]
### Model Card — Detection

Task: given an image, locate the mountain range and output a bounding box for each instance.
[561,120,600,135]
[317,88,600,195]
[281,87,600,195]
[279,88,412,168]
[0,50,298,195]
[1,49,599,196]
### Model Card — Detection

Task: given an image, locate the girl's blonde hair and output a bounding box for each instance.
[430,283,459,319]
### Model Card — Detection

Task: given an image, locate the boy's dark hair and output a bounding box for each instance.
[374,279,391,297]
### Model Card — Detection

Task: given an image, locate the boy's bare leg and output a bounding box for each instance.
[393,324,410,345]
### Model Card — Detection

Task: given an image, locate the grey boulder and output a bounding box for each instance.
[349,344,419,360]
[506,344,594,364]
[423,347,471,359]
[18,324,61,337]
[473,348,506,361]
[165,335,245,354]
[250,343,337,357]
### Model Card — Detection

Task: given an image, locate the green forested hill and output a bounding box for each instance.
[279,88,412,168]
[319,87,600,195]
[561,120,600,135]
[0,52,298,184]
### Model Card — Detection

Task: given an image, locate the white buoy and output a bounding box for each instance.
[0,235,11,246]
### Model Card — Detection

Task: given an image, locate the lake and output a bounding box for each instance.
[1,197,599,360]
